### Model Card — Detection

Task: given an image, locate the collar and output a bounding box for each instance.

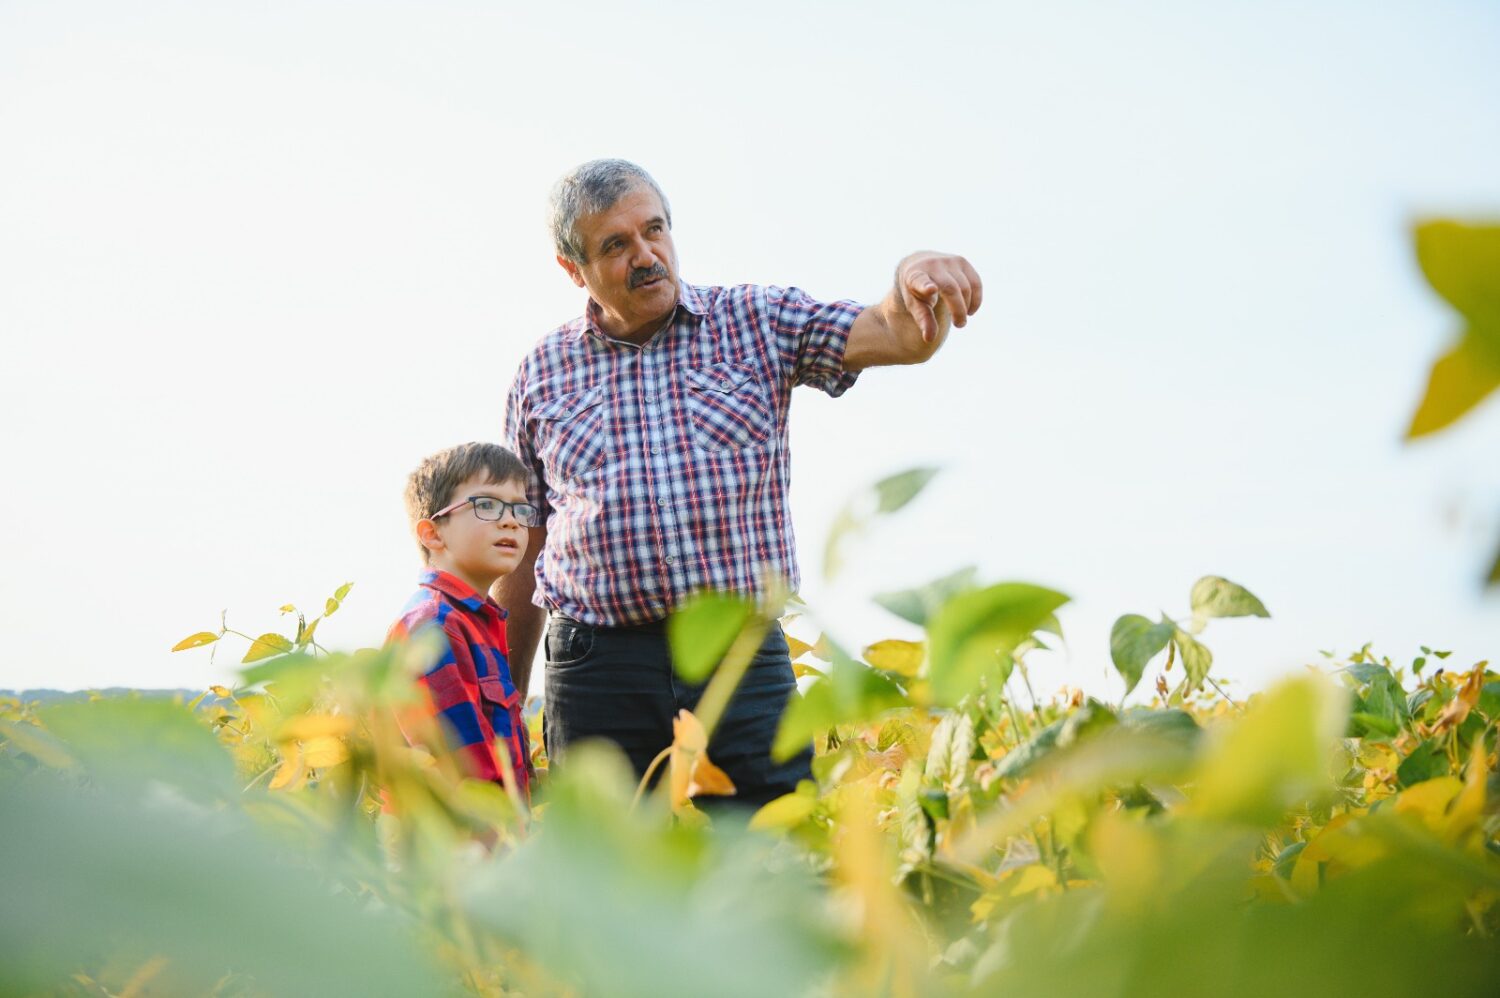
[581,281,707,343]
[419,569,506,618]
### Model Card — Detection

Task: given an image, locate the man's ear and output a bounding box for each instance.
[415,518,445,557]
[557,254,587,289]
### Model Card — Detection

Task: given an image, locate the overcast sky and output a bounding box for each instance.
[2,0,1497,699]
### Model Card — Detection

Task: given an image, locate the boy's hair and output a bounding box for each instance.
[404,442,529,561]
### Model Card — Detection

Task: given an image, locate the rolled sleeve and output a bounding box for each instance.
[766,285,864,397]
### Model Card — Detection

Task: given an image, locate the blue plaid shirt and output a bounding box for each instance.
[503,281,863,626]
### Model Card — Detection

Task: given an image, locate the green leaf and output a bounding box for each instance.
[324,581,355,617]
[1056,698,1118,748]
[824,466,939,577]
[0,718,77,770]
[992,718,1064,781]
[462,744,843,998]
[1110,615,1175,695]
[1396,737,1450,787]
[926,711,976,787]
[668,592,755,683]
[1405,329,1500,439]
[1190,676,1347,825]
[927,583,1070,706]
[873,565,978,626]
[38,697,237,803]
[1350,712,1401,739]
[873,465,939,513]
[1172,628,1213,693]
[171,631,219,652]
[1189,576,1270,623]
[773,646,908,761]
[242,632,295,664]
[1119,707,1202,746]
[1486,536,1500,588]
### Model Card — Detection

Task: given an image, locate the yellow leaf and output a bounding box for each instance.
[241,632,294,664]
[208,685,234,699]
[786,635,814,660]
[171,631,219,652]
[300,735,349,769]
[749,791,817,832]
[1444,733,1488,844]
[811,634,833,661]
[793,661,826,679]
[268,743,304,790]
[864,639,925,677]
[1406,332,1500,439]
[278,713,355,740]
[1090,811,1161,902]
[668,709,736,810]
[298,617,320,646]
[278,604,296,614]
[1395,776,1463,831]
[1008,864,1058,897]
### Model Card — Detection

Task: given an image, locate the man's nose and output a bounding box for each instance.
[627,238,656,269]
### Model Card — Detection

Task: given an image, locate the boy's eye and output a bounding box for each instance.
[473,498,499,514]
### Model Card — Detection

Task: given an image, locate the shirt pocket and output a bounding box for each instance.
[684,363,772,453]
[533,386,609,482]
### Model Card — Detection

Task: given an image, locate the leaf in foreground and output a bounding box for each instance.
[926,583,1070,706]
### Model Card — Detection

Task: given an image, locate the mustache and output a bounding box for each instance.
[628,263,669,289]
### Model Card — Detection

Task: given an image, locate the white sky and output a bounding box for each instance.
[1,0,1497,698]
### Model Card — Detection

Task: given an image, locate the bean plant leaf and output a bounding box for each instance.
[1172,628,1213,692]
[863,639,925,677]
[873,565,978,626]
[1189,576,1270,624]
[1190,675,1347,825]
[324,581,355,617]
[874,466,940,513]
[171,631,219,652]
[824,467,939,578]
[1487,537,1500,588]
[242,633,295,664]
[1396,737,1450,787]
[926,711,976,788]
[668,592,754,683]
[773,646,908,761]
[926,583,1070,706]
[1406,221,1500,438]
[1110,615,1175,695]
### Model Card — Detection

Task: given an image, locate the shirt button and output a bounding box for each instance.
[651,447,661,455]
[657,498,667,506]
[664,556,675,565]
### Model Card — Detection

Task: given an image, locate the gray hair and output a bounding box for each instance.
[549,159,672,264]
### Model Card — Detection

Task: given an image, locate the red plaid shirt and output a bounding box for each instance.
[387,569,532,800]
[503,282,863,626]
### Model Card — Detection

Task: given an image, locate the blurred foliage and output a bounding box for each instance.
[1407,219,1500,586]
[3,481,1498,997]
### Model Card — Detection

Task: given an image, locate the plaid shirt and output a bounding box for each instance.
[387,569,532,800]
[503,282,863,626]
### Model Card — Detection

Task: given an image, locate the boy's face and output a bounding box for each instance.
[421,473,530,593]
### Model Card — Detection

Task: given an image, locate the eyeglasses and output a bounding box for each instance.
[431,496,541,527]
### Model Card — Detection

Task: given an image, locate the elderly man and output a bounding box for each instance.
[497,159,981,806]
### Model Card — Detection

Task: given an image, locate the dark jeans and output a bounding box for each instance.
[543,615,813,809]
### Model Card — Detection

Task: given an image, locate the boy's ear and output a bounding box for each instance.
[557,254,587,289]
[415,518,445,556]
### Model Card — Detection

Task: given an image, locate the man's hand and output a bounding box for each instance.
[845,251,983,370]
[897,251,983,343]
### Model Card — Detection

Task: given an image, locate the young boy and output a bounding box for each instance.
[387,442,539,802]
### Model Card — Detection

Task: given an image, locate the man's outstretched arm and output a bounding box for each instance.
[843,251,983,371]
[493,524,547,699]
